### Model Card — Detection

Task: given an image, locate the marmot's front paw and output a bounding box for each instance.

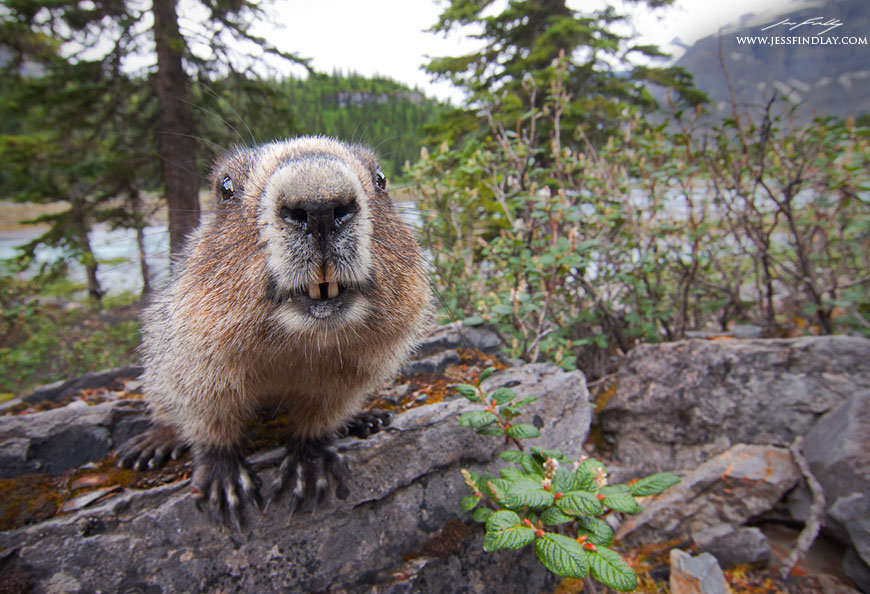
[267,438,349,512]
[191,447,261,530]
[339,409,391,438]
[116,423,188,470]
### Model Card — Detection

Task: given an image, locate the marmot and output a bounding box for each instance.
[118,137,431,527]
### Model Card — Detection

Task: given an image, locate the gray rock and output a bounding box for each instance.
[599,336,870,475]
[843,547,870,594]
[373,531,559,593]
[413,322,502,358]
[0,397,23,414]
[799,390,870,566]
[401,349,461,376]
[618,444,800,547]
[21,365,143,405]
[0,399,148,478]
[692,525,770,568]
[669,550,732,594]
[730,325,764,339]
[0,363,590,593]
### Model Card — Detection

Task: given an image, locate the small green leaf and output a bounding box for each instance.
[476,473,497,494]
[491,303,514,315]
[576,516,614,546]
[477,424,506,436]
[455,384,480,401]
[490,387,517,405]
[486,479,512,506]
[541,507,575,526]
[486,509,520,531]
[588,547,637,591]
[479,366,497,382]
[516,396,538,407]
[461,495,481,512]
[521,455,545,477]
[463,315,485,326]
[500,451,525,463]
[630,472,681,497]
[471,507,493,523]
[500,467,526,481]
[531,447,567,461]
[534,533,589,578]
[507,423,540,439]
[459,410,497,429]
[506,478,555,509]
[484,510,535,551]
[577,458,607,475]
[556,491,603,516]
[600,486,642,515]
[552,467,577,494]
[574,470,595,492]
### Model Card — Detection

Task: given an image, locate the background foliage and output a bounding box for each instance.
[1,0,868,393]
[410,60,869,377]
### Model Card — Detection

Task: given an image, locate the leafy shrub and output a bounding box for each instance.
[456,367,679,591]
[409,60,869,377]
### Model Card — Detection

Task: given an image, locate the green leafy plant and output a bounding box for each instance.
[456,367,680,591]
[411,55,869,380]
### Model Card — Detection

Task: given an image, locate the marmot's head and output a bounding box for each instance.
[210,136,391,331]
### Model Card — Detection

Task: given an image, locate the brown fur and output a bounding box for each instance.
[139,137,431,452]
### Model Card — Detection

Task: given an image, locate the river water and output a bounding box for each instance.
[0,224,171,299]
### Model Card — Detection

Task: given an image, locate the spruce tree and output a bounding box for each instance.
[424,0,705,146]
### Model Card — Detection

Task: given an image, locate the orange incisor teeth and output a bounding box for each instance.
[308,281,339,300]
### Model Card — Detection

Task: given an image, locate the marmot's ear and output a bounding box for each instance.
[346,144,378,172]
[345,144,387,193]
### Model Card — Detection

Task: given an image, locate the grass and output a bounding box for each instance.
[0,272,141,396]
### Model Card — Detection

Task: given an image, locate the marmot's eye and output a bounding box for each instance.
[375,169,387,190]
[220,176,234,201]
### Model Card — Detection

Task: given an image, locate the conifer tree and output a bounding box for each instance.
[425,0,705,145]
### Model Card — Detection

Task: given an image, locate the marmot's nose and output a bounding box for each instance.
[281,200,357,247]
[306,206,336,245]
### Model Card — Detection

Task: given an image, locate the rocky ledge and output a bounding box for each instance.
[0,325,591,593]
[2,330,869,593]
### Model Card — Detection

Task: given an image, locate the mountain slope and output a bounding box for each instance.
[675,0,869,120]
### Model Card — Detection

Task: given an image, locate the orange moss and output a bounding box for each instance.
[0,473,65,532]
[554,578,585,593]
[591,377,619,415]
[370,348,507,413]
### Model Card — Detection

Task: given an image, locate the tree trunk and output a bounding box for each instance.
[69,189,104,304]
[152,0,200,257]
[130,189,151,295]
[81,238,104,304]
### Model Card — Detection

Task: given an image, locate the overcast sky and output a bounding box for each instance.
[247,0,805,103]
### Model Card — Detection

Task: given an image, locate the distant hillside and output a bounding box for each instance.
[675,0,869,121]
[282,72,448,178]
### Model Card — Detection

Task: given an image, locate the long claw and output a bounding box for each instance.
[269,437,348,510]
[191,447,261,530]
[116,423,186,470]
